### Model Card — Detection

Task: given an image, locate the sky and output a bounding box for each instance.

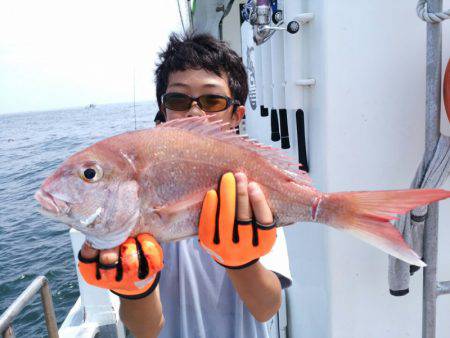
[0,0,185,115]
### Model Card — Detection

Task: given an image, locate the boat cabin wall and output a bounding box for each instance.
[223,0,450,337]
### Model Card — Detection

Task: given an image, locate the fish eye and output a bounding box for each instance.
[80,164,103,183]
[84,168,96,180]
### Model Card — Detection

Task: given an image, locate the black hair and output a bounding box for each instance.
[154,32,248,113]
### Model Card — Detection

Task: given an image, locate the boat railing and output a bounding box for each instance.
[0,276,59,338]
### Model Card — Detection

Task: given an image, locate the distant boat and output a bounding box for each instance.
[85,104,96,109]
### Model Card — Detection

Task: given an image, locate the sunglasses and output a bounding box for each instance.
[161,92,240,113]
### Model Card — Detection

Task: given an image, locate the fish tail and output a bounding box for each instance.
[315,189,450,267]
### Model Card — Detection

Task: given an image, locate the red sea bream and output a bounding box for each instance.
[35,117,450,266]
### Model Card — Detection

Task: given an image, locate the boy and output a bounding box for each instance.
[79,32,292,338]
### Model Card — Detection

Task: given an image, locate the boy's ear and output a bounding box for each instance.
[231,105,246,127]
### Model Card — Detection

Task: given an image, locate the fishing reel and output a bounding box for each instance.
[242,0,313,45]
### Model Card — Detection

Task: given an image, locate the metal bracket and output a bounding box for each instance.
[295,79,316,86]
[436,281,450,296]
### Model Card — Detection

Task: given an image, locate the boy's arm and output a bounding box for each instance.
[119,288,165,338]
[226,262,281,322]
[227,174,282,322]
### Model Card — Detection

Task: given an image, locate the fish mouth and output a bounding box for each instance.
[35,189,70,215]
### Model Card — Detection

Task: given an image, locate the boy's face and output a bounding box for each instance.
[162,69,245,127]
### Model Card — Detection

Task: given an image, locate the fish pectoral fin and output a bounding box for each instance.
[154,191,206,224]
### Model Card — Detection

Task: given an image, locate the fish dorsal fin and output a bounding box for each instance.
[158,116,312,186]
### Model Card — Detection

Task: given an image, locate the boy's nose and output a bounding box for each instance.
[186,102,205,117]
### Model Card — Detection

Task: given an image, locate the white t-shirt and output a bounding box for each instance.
[158,228,292,338]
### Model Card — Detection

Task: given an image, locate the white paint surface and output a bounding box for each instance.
[243,0,450,337]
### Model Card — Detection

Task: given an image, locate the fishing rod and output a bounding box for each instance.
[133,67,136,130]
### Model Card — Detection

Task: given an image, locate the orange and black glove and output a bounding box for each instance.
[78,233,163,299]
[198,172,277,269]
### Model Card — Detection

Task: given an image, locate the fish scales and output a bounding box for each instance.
[131,126,318,241]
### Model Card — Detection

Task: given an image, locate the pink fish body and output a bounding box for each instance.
[35,117,450,266]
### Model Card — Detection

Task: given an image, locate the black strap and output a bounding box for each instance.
[233,219,277,246]
[232,218,240,243]
[111,272,161,300]
[77,250,102,280]
[136,238,150,279]
[213,175,223,245]
[256,220,276,230]
[78,251,98,264]
[251,218,259,246]
[217,258,259,270]
[115,254,123,282]
[237,219,253,225]
[98,261,119,270]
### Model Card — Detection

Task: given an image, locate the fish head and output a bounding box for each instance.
[35,140,140,249]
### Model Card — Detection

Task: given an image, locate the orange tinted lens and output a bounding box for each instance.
[198,95,228,112]
[164,93,192,111]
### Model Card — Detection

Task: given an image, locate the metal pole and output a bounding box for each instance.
[0,276,59,338]
[40,279,59,338]
[2,326,15,338]
[422,0,442,337]
[436,281,450,296]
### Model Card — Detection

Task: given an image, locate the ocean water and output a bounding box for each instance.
[0,102,157,337]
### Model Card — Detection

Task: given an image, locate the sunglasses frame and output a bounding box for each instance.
[161,92,241,113]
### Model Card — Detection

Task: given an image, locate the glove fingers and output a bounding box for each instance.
[256,224,277,254]
[136,234,164,275]
[236,221,276,254]
[197,172,278,268]
[78,251,99,286]
[120,238,140,280]
[221,221,277,266]
[199,189,218,245]
[218,172,237,242]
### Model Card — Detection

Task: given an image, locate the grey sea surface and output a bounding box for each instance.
[0,102,157,337]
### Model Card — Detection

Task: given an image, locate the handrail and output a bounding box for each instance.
[0,276,59,338]
[419,0,444,337]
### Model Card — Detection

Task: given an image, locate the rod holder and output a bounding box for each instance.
[279,109,290,149]
[271,109,280,141]
[296,109,309,172]
[260,105,269,117]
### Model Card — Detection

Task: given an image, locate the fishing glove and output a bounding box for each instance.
[78,233,163,299]
[198,172,277,269]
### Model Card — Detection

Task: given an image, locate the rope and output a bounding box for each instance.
[417,0,450,23]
